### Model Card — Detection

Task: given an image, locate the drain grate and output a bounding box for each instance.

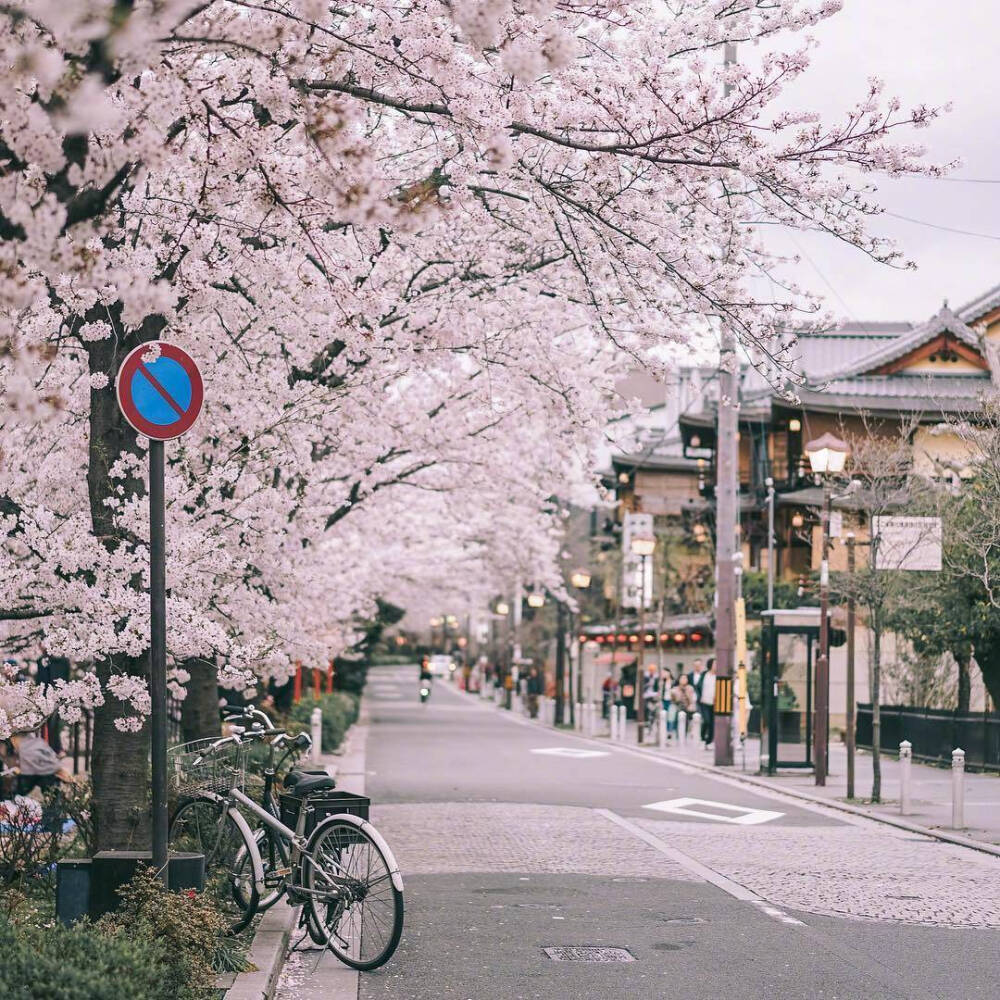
[544,946,636,963]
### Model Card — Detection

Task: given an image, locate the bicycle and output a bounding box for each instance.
[167,732,404,969]
[171,724,317,915]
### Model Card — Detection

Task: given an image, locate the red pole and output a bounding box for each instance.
[312,665,321,699]
[293,661,302,703]
[326,658,334,693]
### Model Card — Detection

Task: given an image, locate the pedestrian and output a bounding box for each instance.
[601,675,613,718]
[660,669,676,736]
[671,674,696,715]
[688,657,705,701]
[700,658,716,746]
[526,666,543,719]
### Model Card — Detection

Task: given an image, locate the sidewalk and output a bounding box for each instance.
[478,686,1000,852]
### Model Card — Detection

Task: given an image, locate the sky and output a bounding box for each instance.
[762,0,1000,324]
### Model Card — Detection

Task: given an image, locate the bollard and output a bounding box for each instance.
[677,710,687,747]
[658,708,667,750]
[899,740,912,816]
[575,702,583,732]
[310,707,322,763]
[588,703,597,737]
[610,706,618,741]
[952,748,965,829]
[691,711,702,746]
[617,705,627,742]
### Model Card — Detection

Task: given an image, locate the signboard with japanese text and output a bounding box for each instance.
[873,516,942,571]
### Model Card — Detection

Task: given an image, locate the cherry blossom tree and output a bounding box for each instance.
[1,0,947,847]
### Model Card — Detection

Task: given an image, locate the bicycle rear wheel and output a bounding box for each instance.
[169,795,260,934]
[301,815,403,970]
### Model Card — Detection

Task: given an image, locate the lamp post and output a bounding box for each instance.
[805,432,849,786]
[567,570,592,724]
[765,476,775,611]
[630,535,656,744]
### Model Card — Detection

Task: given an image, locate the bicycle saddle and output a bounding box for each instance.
[284,770,336,795]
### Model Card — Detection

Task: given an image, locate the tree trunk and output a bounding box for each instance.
[972,643,1000,714]
[871,617,882,804]
[86,314,164,851]
[955,652,971,715]
[92,653,151,851]
[181,658,221,742]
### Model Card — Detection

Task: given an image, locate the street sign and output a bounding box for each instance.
[116,342,204,440]
[873,516,942,571]
[115,340,204,883]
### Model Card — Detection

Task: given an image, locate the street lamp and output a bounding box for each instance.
[630,534,656,743]
[495,601,510,616]
[570,569,592,590]
[526,592,546,609]
[564,569,592,725]
[805,432,849,787]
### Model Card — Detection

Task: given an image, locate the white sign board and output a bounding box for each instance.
[829,511,842,539]
[873,516,942,571]
[621,511,654,610]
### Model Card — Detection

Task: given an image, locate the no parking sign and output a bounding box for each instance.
[116,342,204,440]
[115,339,204,881]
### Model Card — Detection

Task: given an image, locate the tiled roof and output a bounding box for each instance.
[816,305,981,382]
[796,373,989,413]
[958,283,1000,322]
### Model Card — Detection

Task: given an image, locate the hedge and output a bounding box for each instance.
[285,691,359,753]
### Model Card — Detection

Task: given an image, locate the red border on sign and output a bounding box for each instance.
[115,341,204,440]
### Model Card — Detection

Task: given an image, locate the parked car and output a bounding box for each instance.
[429,654,453,677]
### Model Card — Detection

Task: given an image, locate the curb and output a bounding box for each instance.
[462,686,1000,860]
[225,902,299,1000]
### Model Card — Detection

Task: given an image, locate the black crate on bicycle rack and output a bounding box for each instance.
[279,789,370,840]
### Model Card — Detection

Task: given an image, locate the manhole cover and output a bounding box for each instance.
[543,947,635,963]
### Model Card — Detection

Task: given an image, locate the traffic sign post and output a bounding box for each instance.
[116,342,203,883]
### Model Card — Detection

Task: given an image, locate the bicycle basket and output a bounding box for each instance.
[168,738,248,797]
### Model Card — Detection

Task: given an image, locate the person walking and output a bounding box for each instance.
[526,666,543,719]
[660,669,676,737]
[700,658,717,746]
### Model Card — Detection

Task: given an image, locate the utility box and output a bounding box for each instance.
[56,851,205,924]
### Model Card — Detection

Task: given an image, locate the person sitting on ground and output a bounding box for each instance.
[8,730,75,797]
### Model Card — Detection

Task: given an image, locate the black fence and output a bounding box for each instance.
[856,704,1000,772]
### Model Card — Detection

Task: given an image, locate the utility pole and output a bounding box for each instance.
[713,39,739,767]
[555,600,567,725]
[846,532,857,799]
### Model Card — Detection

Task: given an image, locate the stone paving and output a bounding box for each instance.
[371,801,698,881]
[635,815,1000,929]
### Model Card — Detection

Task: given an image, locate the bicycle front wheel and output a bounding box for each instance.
[169,795,260,934]
[301,815,404,970]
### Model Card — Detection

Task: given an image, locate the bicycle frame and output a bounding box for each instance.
[215,785,403,901]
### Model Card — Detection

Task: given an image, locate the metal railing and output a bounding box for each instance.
[856,703,1000,772]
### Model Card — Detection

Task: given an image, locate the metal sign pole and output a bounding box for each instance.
[149,439,168,883]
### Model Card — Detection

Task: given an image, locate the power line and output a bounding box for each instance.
[881,211,1000,242]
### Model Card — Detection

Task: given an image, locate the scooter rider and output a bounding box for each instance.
[419,657,433,701]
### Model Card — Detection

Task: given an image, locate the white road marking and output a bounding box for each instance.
[530,747,610,759]
[642,797,784,826]
[596,809,806,928]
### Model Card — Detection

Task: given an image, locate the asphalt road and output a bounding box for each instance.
[358,666,1000,1000]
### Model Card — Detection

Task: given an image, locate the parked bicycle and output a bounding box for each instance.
[168,728,404,970]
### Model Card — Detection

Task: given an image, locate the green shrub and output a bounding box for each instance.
[0,908,174,1000]
[96,865,229,997]
[285,691,359,753]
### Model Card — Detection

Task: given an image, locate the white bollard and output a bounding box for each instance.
[952,747,966,829]
[899,740,912,816]
[575,702,583,732]
[610,706,619,741]
[658,708,667,750]
[677,710,687,747]
[588,703,597,737]
[692,711,702,746]
[617,705,627,742]
[310,707,322,763]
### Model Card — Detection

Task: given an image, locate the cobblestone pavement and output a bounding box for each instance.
[372,801,697,880]
[635,815,1000,928]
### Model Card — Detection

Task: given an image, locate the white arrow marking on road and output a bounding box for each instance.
[530,747,610,759]
[642,797,783,825]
